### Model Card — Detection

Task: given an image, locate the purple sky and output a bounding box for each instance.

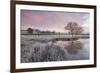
[21,10,90,33]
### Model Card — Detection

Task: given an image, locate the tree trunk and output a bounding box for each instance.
[71,33,74,50]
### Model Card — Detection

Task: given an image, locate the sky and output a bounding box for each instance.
[21,10,90,33]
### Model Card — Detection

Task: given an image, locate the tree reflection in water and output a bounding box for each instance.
[64,40,83,54]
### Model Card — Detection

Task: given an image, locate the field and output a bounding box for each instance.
[21,34,90,63]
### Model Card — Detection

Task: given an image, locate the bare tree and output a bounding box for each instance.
[64,22,83,38]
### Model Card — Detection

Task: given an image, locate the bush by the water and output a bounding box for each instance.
[21,42,68,62]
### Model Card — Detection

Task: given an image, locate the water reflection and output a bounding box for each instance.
[54,38,89,60]
[66,41,83,54]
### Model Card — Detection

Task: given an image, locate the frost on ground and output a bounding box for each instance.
[21,35,89,63]
[21,42,69,63]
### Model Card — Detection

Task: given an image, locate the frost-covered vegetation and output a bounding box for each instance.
[21,35,89,63]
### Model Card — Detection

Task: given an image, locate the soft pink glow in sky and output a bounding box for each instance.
[21,10,90,33]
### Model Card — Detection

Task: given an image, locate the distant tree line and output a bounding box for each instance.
[26,28,56,35]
